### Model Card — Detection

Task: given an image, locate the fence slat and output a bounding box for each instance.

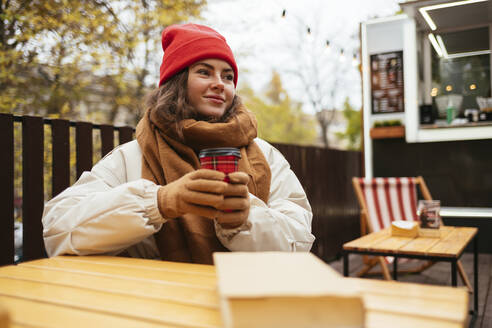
[118,126,134,145]
[51,119,70,198]
[22,116,46,261]
[76,122,93,179]
[100,124,115,157]
[0,114,14,265]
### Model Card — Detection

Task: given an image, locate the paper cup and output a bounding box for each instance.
[199,148,241,183]
[199,148,241,213]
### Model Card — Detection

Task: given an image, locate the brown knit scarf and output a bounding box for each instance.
[135,105,271,264]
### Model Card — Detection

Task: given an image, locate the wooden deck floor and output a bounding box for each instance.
[329,252,492,328]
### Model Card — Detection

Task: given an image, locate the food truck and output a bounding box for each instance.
[360,0,492,251]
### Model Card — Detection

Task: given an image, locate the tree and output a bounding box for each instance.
[335,97,361,150]
[281,23,358,148]
[262,2,363,148]
[241,71,317,145]
[0,0,206,124]
[104,0,206,124]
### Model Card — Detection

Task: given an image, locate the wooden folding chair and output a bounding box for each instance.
[352,176,472,291]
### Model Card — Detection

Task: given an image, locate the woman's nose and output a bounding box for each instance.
[211,74,225,90]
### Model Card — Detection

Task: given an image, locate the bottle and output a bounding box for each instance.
[446,100,454,124]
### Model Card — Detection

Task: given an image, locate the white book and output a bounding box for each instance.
[213,252,364,328]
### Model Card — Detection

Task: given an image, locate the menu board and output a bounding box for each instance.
[370,51,404,114]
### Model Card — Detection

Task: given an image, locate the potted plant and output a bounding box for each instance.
[370,120,405,139]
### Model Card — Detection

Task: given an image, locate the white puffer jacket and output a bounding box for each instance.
[42,138,315,259]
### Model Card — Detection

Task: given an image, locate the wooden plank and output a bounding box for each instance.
[399,237,442,254]
[51,119,70,198]
[366,311,463,328]
[343,229,390,250]
[428,227,478,257]
[346,277,468,301]
[100,124,115,157]
[51,255,216,274]
[20,258,216,287]
[438,226,455,239]
[0,265,218,308]
[371,236,414,252]
[0,114,14,266]
[22,116,46,261]
[0,296,178,328]
[75,121,93,179]
[0,277,221,328]
[362,293,467,324]
[118,126,134,145]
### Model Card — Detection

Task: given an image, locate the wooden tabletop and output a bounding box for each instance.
[347,277,468,328]
[343,226,478,258]
[0,256,220,328]
[0,255,469,328]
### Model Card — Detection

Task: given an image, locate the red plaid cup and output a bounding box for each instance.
[198,148,241,183]
[199,148,241,213]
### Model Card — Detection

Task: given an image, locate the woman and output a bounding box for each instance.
[42,23,315,264]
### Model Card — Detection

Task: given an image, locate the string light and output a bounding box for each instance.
[324,40,331,55]
[352,53,358,66]
[339,49,345,62]
[280,8,358,66]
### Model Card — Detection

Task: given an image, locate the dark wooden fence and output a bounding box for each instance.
[0,114,362,266]
[0,114,134,266]
[271,143,363,262]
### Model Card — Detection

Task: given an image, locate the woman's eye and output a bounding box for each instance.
[197,69,209,76]
[224,74,234,81]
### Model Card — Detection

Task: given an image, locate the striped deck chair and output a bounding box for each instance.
[352,176,472,291]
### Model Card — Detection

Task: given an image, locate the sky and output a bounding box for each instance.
[199,0,401,113]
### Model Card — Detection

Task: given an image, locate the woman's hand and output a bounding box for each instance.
[157,169,228,219]
[215,172,251,229]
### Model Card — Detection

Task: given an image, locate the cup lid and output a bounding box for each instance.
[199,147,241,158]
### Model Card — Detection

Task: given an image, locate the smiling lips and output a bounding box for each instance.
[204,95,225,104]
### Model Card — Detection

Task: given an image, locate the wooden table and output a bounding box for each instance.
[0,256,469,327]
[343,226,478,316]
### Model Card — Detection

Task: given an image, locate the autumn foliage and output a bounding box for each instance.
[0,0,206,124]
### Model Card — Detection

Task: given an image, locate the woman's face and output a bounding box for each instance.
[187,59,235,118]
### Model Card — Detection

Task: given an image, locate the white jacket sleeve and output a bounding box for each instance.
[215,139,315,252]
[42,143,165,257]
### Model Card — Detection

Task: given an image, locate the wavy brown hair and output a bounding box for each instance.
[144,68,242,139]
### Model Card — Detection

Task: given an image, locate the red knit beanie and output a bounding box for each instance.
[159,23,238,87]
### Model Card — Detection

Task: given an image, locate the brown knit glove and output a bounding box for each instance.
[157,169,228,219]
[215,172,251,229]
